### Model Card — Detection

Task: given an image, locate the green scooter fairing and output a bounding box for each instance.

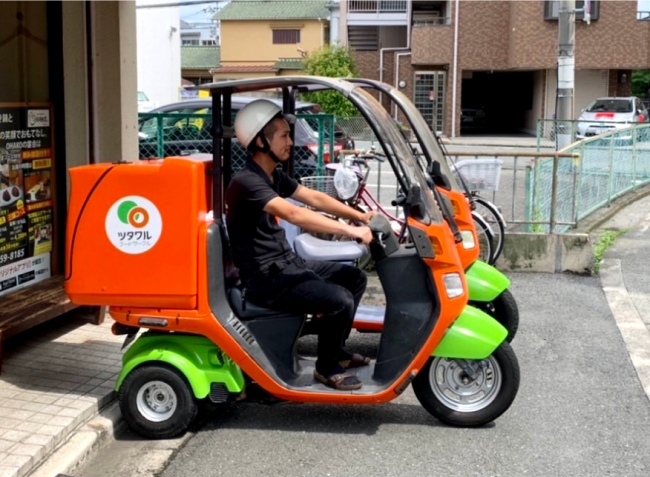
[115,332,245,399]
[432,305,507,359]
[465,260,510,302]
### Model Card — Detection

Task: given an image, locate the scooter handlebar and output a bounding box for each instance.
[367,214,400,258]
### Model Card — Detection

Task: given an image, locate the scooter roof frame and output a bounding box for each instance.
[190,76,421,222]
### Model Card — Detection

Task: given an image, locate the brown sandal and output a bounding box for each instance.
[339,353,371,370]
[314,370,363,390]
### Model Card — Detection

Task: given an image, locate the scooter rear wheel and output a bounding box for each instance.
[119,363,198,439]
[413,342,520,427]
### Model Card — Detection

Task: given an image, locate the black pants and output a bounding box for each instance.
[245,257,367,375]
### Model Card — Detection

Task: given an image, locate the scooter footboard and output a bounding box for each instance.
[432,305,507,359]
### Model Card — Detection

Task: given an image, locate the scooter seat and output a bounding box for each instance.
[228,286,289,320]
[293,233,368,262]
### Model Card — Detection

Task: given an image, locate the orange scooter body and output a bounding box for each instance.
[442,188,481,268]
[65,156,468,405]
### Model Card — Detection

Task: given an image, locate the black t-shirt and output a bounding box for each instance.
[225,159,299,281]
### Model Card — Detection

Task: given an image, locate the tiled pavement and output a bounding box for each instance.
[0,310,123,477]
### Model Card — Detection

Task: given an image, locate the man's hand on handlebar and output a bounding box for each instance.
[357,209,377,225]
[348,225,373,245]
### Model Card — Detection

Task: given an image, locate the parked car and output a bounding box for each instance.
[137,97,342,178]
[576,96,648,140]
[297,103,356,150]
[137,91,157,112]
[460,106,486,130]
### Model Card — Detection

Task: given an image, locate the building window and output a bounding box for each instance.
[182,39,200,46]
[202,40,216,46]
[272,29,300,44]
[544,0,599,21]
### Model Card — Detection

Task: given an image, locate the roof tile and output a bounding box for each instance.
[181,46,221,69]
[215,0,330,21]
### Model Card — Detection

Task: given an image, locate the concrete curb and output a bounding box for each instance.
[600,258,650,403]
[28,399,123,477]
[576,182,650,234]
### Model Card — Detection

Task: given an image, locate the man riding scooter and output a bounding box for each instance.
[225,99,374,390]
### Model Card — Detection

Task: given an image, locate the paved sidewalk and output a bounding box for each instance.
[0,311,122,477]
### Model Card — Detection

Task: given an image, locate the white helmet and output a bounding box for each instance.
[234,99,293,150]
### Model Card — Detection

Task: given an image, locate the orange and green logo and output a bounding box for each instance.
[106,195,162,254]
[117,200,149,229]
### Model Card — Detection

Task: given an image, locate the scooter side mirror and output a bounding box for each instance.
[427,161,452,190]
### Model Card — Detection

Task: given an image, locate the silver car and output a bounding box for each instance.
[576,96,648,140]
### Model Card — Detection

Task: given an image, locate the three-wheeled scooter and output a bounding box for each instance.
[65,76,519,439]
[288,79,519,341]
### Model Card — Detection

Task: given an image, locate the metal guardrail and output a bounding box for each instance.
[412,18,451,26]
[348,0,407,13]
[137,113,650,235]
[638,10,650,20]
[446,151,578,233]
[536,118,646,150]
[532,123,650,233]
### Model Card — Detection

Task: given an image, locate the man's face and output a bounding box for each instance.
[265,118,293,162]
[0,161,8,178]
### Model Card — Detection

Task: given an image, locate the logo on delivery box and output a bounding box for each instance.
[105,196,162,254]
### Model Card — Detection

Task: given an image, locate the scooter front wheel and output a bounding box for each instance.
[119,363,198,439]
[469,288,519,342]
[413,342,520,427]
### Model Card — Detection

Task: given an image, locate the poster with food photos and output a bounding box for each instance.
[0,104,54,296]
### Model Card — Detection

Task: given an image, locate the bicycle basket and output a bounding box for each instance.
[451,158,503,192]
[300,176,338,198]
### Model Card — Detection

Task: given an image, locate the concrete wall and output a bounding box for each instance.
[91,1,139,163]
[136,0,181,107]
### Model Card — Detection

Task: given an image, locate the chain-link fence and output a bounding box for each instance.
[137,112,336,179]
[528,123,650,233]
[336,117,377,143]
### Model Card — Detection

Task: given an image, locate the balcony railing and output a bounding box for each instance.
[413,17,450,27]
[348,1,407,13]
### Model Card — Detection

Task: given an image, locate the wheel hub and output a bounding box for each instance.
[136,380,177,422]
[430,356,501,413]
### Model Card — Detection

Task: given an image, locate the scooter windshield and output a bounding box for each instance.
[381,86,462,192]
[350,87,443,225]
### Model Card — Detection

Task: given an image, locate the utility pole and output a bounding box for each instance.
[556,0,575,150]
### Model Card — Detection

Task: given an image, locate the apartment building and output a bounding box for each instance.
[343,0,650,137]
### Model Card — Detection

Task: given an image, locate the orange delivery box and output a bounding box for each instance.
[64,156,213,309]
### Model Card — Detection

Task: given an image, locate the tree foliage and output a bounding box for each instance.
[301,45,359,118]
[632,70,650,98]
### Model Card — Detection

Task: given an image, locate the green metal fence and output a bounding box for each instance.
[528,123,650,233]
[137,112,336,178]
